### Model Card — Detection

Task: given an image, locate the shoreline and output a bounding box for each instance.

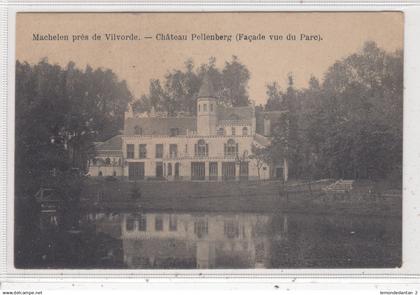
[78,179,402,217]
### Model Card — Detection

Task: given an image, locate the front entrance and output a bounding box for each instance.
[191,162,205,180]
[156,162,163,178]
[222,162,236,181]
[128,162,145,181]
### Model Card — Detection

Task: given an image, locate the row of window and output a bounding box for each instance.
[126,139,240,159]
[126,216,242,239]
[127,143,172,159]
[126,215,178,232]
[198,102,214,113]
[217,126,249,136]
[133,125,249,137]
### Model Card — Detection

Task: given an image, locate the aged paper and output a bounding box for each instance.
[14,12,403,269]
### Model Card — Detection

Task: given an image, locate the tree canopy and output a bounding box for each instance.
[133,55,250,116]
[15,59,133,194]
[265,41,403,183]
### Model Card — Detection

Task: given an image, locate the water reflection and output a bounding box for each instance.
[77,209,400,269]
[85,212,280,268]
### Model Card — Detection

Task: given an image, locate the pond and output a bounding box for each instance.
[16,207,401,269]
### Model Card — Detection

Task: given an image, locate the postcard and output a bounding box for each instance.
[13,12,403,270]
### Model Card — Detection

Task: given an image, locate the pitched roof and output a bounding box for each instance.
[198,74,216,98]
[124,117,196,136]
[217,105,254,121]
[95,135,122,151]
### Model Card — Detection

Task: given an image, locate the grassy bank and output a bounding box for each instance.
[79,179,401,217]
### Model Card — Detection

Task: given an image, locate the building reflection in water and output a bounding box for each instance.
[90,211,288,269]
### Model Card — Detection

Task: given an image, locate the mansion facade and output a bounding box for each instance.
[88,76,283,181]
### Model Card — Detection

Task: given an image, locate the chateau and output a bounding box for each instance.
[88,76,283,181]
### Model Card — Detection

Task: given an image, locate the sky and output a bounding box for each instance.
[16,12,403,105]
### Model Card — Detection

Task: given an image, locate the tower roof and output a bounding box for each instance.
[197,74,216,99]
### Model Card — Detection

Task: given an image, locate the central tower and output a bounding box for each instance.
[197,75,217,136]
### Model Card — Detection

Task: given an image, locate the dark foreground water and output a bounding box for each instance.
[15,207,401,269]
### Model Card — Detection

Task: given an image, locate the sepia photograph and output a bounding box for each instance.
[14,12,403,269]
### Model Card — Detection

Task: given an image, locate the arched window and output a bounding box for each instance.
[98,171,103,177]
[134,125,142,135]
[198,104,201,112]
[231,127,236,136]
[195,139,208,156]
[217,127,225,136]
[203,104,207,112]
[242,127,248,136]
[224,139,238,156]
[105,158,111,165]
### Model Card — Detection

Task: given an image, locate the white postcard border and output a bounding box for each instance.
[2,1,420,282]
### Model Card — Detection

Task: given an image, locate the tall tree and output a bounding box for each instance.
[265,82,284,111]
[221,55,250,106]
[136,55,251,115]
[264,41,402,183]
[15,59,133,194]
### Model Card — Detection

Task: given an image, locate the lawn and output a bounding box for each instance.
[79,179,401,217]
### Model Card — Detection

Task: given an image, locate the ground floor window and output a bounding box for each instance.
[209,162,218,181]
[137,214,147,231]
[155,216,163,231]
[126,216,135,231]
[167,163,172,176]
[156,162,163,178]
[222,162,236,181]
[191,162,205,180]
[169,215,177,231]
[128,162,144,180]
